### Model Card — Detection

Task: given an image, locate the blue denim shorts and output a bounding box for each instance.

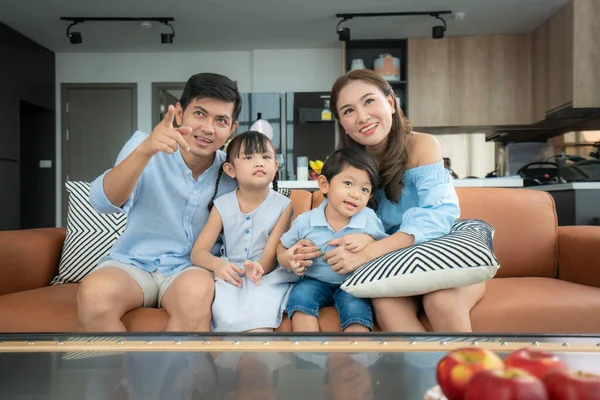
[286,276,373,330]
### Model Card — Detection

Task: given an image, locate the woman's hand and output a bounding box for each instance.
[328,233,374,253]
[243,260,264,286]
[322,245,368,275]
[215,262,245,288]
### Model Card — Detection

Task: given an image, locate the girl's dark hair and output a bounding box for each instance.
[330,69,413,204]
[320,147,379,199]
[180,72,242,122]
[208,130,278,211]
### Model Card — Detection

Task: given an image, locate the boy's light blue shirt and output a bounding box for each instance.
[280,199,388,285]
[89,130,237,276]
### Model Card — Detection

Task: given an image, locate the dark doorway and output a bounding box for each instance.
[19,100,56,229]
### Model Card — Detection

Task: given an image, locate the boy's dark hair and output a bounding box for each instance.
[179,73,242,122]
[208,130,279,211]
[320,147,379,198]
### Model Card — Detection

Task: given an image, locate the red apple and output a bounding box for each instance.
[465,368,549,400]
[504,348,568,379]
[436,347,505,400]
[543,369,600,400]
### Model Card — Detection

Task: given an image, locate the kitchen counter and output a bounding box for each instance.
[528,182,600,191]
[277,177,524,190]
[529,182,600,226]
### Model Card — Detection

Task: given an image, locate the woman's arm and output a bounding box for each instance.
[256,203,294,273]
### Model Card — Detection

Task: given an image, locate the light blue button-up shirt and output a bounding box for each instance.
[375,160,460,245]
[280,199,388,284]
[89,130,237,276]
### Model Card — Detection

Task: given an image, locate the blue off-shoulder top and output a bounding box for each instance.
[374,160,461,245]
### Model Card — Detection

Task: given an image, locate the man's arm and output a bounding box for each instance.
[99,105,192,209]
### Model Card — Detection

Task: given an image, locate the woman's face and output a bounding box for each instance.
[336,80,396,149]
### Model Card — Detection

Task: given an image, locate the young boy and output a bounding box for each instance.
[277,147,388,332]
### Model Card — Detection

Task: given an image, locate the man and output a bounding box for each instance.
[77,73,240,332]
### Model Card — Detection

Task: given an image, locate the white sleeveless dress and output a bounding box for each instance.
[211,189,299,332]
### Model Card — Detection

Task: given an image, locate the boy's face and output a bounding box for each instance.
[175,97,238,159]
[318,165,372,219]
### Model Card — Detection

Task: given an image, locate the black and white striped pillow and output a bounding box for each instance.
[341,219,500,298]
[51,181,127,285]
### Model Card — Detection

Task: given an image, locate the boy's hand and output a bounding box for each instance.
[328,233,374,253]
[243,260,264,286]
[215,262,245,288]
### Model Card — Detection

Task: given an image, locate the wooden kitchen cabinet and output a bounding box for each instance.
[489,34,532,126]
[531,22,549,123]
[448,36,491,126]
[408,34,530,128]
[547,4,573,112]
[407,37,450,127]
[572,0,600,108]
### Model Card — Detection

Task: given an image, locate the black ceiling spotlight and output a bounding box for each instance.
[161,21,175,44]
[431,13,447,39]
[337,17,351,42]
[335,11,452,41]
[60,17,175,44]
[66,21,83,44]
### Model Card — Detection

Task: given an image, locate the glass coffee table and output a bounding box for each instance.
[0,333,599,399]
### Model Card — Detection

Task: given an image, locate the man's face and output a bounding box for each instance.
[175,97,238,158]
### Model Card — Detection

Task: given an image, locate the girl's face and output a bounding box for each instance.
[224,142,278,188]
[335,80,396,149]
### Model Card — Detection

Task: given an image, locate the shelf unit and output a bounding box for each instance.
[342,39,409,117]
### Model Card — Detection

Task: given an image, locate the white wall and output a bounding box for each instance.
[54,48,343,225]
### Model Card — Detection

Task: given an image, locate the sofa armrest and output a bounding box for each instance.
[558,226,600,289]
[0,228,66,296]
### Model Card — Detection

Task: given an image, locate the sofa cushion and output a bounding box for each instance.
[421,277,600,333]
[52,181,127,285]
[0,283,293,333]
[341,219,500,298]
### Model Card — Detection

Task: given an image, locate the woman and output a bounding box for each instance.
[321,69,485,332]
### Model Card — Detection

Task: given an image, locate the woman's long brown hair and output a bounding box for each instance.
[330,69,413,204]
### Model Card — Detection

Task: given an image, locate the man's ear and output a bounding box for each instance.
[230,121,239,134]
[223,162,236,179]
[317,175,329,195]
[175,102,184,126]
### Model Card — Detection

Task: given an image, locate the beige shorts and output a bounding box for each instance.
[94,260,208,308]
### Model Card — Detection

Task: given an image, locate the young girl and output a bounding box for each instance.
[191,130,296,332]
[277,147,388,332]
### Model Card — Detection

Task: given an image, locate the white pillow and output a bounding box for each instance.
[51,181,127,285]
[341,219,500,298]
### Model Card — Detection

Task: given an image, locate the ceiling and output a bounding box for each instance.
[1,0,567,52]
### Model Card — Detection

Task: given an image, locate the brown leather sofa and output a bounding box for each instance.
[1,187,600,333]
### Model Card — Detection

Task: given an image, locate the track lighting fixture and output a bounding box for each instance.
[431,14,447,39]
[161,21,175,44]
[335,11,453,41]
[60,17,176,45]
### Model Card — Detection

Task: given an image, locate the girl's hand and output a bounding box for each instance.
[328,233,374,253]
[215,262,245,288]
[243,260,264,286]
[279,244,308,276]
[322,246,367,275]
[292,238,321,268]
